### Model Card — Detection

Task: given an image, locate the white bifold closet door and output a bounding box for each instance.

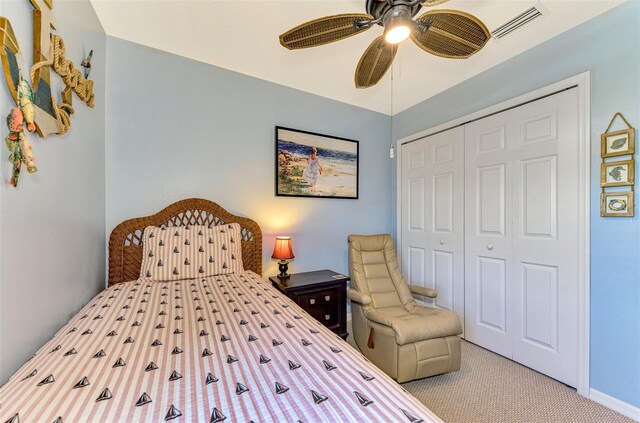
[464,88,580,387]
[400,127,465,321]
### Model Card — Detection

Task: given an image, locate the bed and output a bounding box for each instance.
[0,199,441,422]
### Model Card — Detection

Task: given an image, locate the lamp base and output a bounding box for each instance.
[277,260,290,279]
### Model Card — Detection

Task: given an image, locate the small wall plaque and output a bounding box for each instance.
[601,191,634,217]
[601,159,635,188]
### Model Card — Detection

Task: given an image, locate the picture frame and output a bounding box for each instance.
[600,159,635,188]
[601,191,634,217]
[275,126,359,199]
[601,128,635,158]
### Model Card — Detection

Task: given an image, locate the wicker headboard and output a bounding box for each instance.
[108,198,263,286]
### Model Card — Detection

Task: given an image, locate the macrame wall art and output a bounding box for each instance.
[0,0,95,187]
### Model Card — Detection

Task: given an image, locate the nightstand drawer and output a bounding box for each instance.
[296,286,341,329]
[297,287,339,309]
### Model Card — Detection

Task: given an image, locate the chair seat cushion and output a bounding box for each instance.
[367,306,462,345]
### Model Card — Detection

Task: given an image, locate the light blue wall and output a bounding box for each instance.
[393,1,640,407]
[105,37,392,279]
[0,0,106,382]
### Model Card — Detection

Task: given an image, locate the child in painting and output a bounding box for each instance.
[303,146,323,189]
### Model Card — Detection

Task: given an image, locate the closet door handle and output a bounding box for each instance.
[439,240,445,245]
[487,244,493,251]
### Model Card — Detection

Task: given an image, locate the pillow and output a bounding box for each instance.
[140,223,244,281]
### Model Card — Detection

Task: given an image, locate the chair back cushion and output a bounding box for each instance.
[348,234,416,311]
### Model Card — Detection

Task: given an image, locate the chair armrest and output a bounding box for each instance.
[365,309,394,328]
[347,289,372,305]
[364,310,421,345]
[410,285,437,298]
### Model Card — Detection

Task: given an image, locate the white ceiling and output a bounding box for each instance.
[90,0,624,115]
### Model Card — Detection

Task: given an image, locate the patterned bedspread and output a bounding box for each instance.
[0,272,441,422]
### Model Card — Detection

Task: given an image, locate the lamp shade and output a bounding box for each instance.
[272,236,294,260]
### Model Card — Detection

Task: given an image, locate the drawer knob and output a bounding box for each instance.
[325,295,330,301]
[325,314,331,320]
[309,299,316,305]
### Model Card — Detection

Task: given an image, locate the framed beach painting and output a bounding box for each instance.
[275,126,359,199]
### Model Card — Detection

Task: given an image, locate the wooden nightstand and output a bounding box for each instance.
[270,269,349,340]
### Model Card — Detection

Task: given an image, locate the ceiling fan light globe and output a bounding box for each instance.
[382,5,413,44]
[385,25,411,44]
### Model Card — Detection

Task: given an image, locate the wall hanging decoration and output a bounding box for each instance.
[0,0,96,187]
[275,126,359,199]
[601,113,635,158]
[5,107,37,187]
[30,34,95,135]
[601,128,635,158]
[0,18,25,113]
[600,112,636,217]
[18,78,36,132]
[29,0,61,137]
[601,191,634,217]
[601,159,635,188]
[81,49,93,79]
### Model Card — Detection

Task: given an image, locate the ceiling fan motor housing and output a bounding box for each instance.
[366,0,422,25]
[383,5,414,28]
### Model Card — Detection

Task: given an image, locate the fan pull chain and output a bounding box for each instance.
[397,44,403,80]
[390,65,395,159]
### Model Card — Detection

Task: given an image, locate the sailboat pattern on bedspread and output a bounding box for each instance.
[0,271,441,423]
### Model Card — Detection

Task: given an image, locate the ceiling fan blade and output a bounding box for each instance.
[354,35,397,89]
[280,14,374,50]
[411,10,490,59]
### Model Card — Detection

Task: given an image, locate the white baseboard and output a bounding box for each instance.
[590,389,640,421]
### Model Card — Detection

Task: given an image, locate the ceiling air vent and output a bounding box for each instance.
[490,2,548,39]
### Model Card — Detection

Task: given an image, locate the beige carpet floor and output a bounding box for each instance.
[346,324,633,423]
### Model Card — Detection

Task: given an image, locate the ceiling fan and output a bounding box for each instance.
[279,0,491,89]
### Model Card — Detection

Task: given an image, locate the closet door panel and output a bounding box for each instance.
[477,256,507,333]
[433,250,454,311]
[401,127,464,323]
[408,247,426,287]
[401,139,429,300]
[433,173,454,233]
[464,116,515,358]
[477,164,506,236]
[521,156,557,239]
[520,262,558,350]
[510,89,579,387]
[408,177,426,232]
[477,125,506,154]
[425,128,464,317]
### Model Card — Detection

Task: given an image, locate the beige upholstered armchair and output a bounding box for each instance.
[347,234,462,383]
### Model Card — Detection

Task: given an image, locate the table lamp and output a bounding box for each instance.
[272,236,294,279]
